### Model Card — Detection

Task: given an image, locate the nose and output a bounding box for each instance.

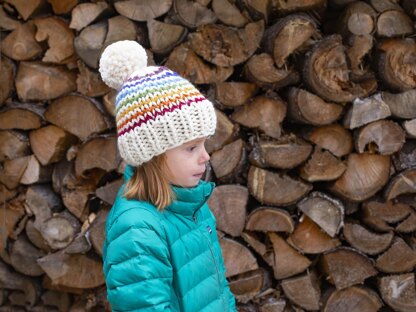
[200,146,210,163]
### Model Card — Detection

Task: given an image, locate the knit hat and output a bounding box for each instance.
[99,40,217,166]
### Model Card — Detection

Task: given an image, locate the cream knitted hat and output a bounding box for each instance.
[99,41,217,166]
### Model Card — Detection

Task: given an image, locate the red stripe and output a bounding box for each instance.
[118,97,206,136]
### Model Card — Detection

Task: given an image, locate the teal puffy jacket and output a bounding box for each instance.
[103,165,237,311]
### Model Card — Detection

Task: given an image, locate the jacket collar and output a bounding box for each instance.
[124,165,215,216]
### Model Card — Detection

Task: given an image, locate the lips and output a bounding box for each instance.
[193,172,204,177]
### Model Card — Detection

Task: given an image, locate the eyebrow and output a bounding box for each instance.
[185,138,206,145]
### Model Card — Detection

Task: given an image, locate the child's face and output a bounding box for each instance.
[165,137,210,187]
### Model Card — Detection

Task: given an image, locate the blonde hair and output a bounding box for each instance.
[123,153,175,211]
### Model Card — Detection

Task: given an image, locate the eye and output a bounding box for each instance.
[187,145,197,152]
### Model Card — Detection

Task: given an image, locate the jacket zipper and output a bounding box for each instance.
[192,212,227,312]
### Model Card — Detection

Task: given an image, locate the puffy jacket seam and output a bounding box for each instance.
[109,276,171,291]
[109,251,170,266]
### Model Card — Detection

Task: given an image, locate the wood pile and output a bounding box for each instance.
[1,0,416,311]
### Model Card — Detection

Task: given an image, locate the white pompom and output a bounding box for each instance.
[99,40,148,90]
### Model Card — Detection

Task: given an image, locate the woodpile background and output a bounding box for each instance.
[1,0,416,311]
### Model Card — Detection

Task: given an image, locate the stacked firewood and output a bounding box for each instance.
[1,0,415,311]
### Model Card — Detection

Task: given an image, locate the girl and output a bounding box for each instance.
[99,40,237,312]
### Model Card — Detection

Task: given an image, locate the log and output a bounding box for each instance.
[343,222,394,255]
[375,237,416,273]
[369,0,402,12]
[41,290,71,312]
[346,34,373,78]
[249,135,312,169]
[165,43,233,84]
[74,136,120,178]
[396,209,416,233]
[287,88,343,126]
[241,231,274,267]
[335,1,376,36]
[403,0,416,16]
[40,211,80,250]
[297,191,344,237]
[322,286,383,312]
[47,0,78,14]
[37,252,104,289]
[0,196,25,251]
[287,215,341,254]
[73,21,107,69]
[403,119,416,138]
[343,93,391,129]
[362,200,412,232]
[355,120,405,155]
[0,5,21,30]
[95,178,123,206]
[10,235,45,276]
[228,269,267,303]
[1,22,43,61]
[240,0,271,23]
[379,273,416,312]
[381,89,416,119]
[102,89,116,117]
[303,35,377,103]
[0,156,30,189]
[0,130,29,161]
[330,153,391,202]
[281,271,320,311]
[231,95,286,139]
[114,0,172,21]
[29,125,78,166]
[89,209,108,257]
[189,20,264,67]
[33,17,75,64]
[69,2,112,31]
[3,0,49,20]
[215,82,258,109]
[25,184,62,231]
[15,62,77,102]
[220,237,258,278]
[268,232,311,280]
[173,0,217,28]
[262,13,317,68]
[321,247,377,290]
[244,53,300,90]
[245,207,294,233]
[392,140,416,171]
[385,168,416,201]
[300,147,347,182]
[377,38,416,91]
[271,0,326,13]
[0,56,14,105]
[211,139,246,183]
[103,16,138,48]
[0,184,17,204]
[76,60,110,97]
[206,110,238,154]
[20,155,53,185]
[212,0,249,27]
[0,260,39,307]
[0,104,44,131]
[307,124,353,157]
[248,166,312,206]
[147,19,187,55]
[376,10,413,38]
[25,219,51,252]
[45,95,111,141]
[207,184,248,237]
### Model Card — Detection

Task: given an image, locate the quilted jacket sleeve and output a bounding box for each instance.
[216,237,237,312]
[103,207,173,312]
